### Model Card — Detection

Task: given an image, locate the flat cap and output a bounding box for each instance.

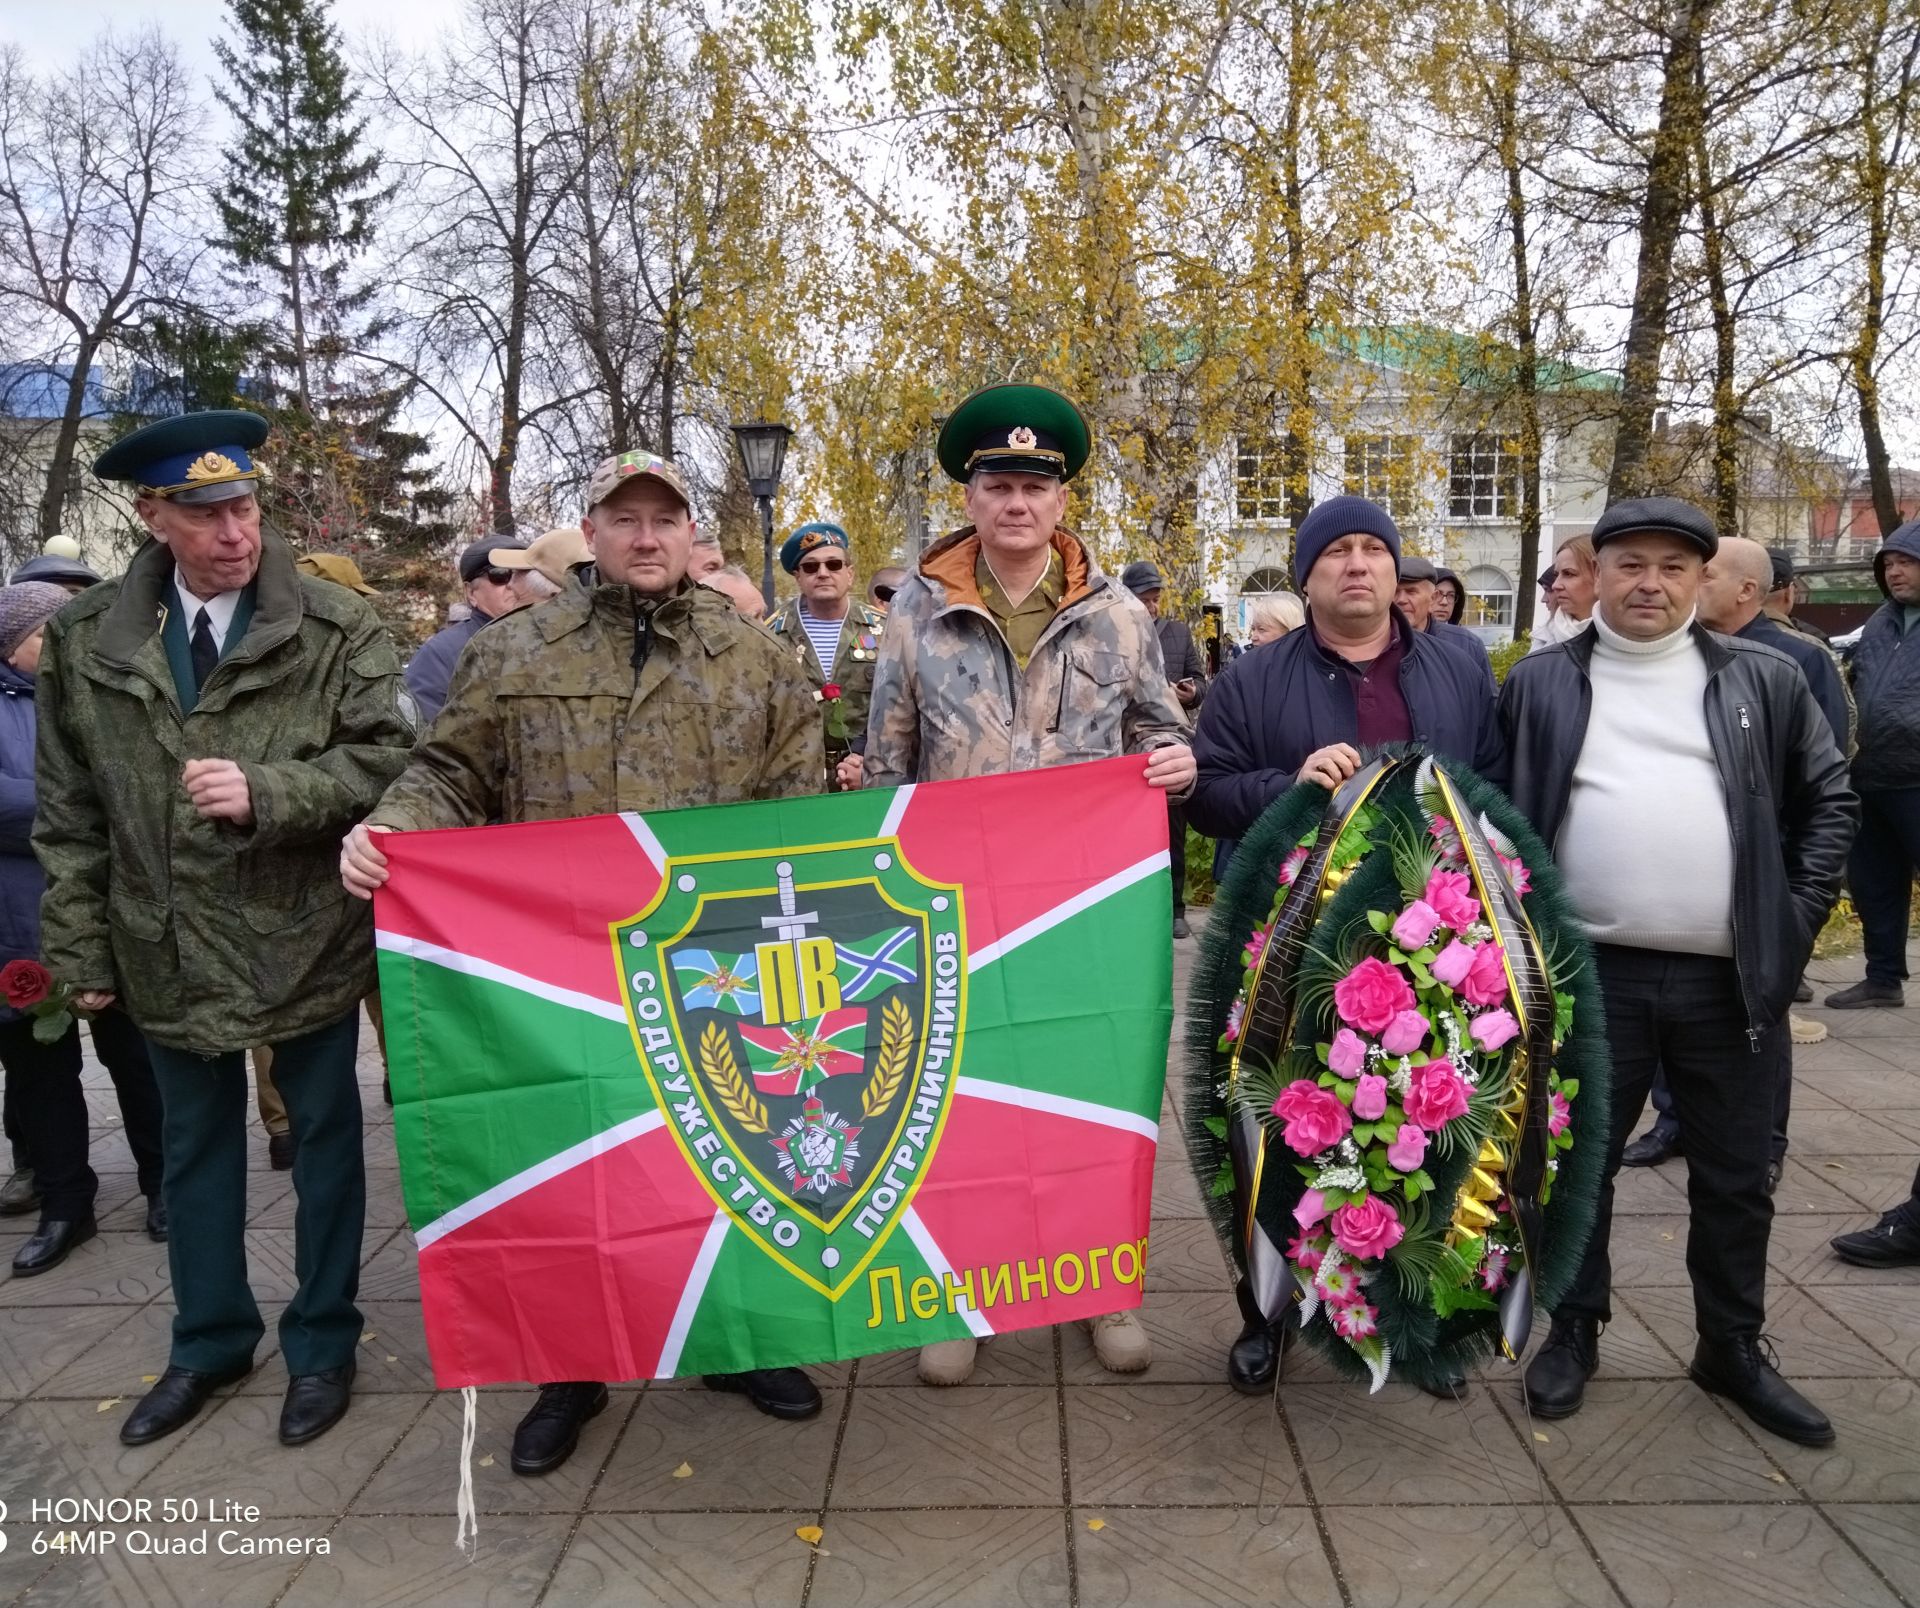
[11,553,101,589]
[1396,554,1438,584]
[1591,495,1717,558]
[459,538,524,583]
[1120,560,1163,595]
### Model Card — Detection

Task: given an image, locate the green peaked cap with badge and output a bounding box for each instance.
[93,409,270,504]
[936,383,1091,484]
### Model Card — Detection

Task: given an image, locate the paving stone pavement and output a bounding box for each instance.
[1,925,1916,1607]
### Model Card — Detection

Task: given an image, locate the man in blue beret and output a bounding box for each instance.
[767,521,887,790]
[37,410,413,1451]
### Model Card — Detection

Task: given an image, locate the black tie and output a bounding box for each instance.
[190,607,218,691]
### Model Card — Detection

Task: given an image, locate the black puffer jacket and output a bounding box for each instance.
[1499,623,1858,1040]
[1848,517,1920,791]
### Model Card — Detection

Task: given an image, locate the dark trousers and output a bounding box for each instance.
[148,1011,365,1375]
[1558,945,1782,1343]
[0,1008,163,1220]
[1850,786,1920,986]
[1168,800,1189,916]
[1646,1033,1792,1163]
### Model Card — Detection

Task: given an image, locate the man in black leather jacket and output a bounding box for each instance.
[1498,496,1857,1448]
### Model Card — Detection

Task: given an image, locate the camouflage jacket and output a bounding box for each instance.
[368,575,819,829]
[35,532,413,1052]
[766,596,887,773]
[863,527,1189,788]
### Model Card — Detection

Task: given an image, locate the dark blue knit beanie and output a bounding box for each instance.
[1291,496,1403,586]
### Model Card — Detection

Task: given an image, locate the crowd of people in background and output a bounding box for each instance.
[1,387,1917,1484]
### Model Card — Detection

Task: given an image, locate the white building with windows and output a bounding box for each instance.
[1196,329,1619,643]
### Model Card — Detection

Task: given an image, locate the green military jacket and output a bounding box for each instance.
[35,532,413,1052]
[368,574,820,829]
[766,596,887,779]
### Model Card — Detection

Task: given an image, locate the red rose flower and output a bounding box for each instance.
[1332,955,1418,1036]
[1,958,53,1009]
[821,683,843,699]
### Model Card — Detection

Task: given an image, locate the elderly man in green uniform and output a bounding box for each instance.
[860,382,1195,1385]
[36,411,413,1449]
[339,447,826,1478]
[767,521,887,789]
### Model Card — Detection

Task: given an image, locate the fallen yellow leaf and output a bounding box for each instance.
[1767,1470,1787,1484]
[795,1525,824,1546]
[385,1355,397,1363]
[1086,1518,1106,1532]
[1533,1431,1550,1443]
[1659,1232,1675,1241]
[360,1331,377,1343]
[140,1374,157,1384]
[477,1453,495,1468]
[672,1462,693,1479]
[97,1398,121,1413]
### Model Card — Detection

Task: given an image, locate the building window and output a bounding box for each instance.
[1448,433,1516,519]
[1241,566,1290,594]
[1463,564,1514,628]
[1343,434,1417,520]
[1235,437,1288,523]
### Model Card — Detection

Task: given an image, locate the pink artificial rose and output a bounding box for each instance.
[1327,1027,1367,1077]
[1286,1233,1324,1272]
[1279,846,1310,887]
[1352,1073,1389,1120]
[1460,941,1510,1008]
[1548,1090,1572,1138]
[1273,1079,1353,1157]
[1333,956,1418,1036]
[1432,938,1476,989]
[1391,899,1440,951]
[1470,1008,1520,1053]
[1496,851,1532,895]
[1330,1293,1380,1340]
[1386,1123,1428,1172]
[1243,926,1269,968]
[1403,1060,1471,1130]
[1424,868,1481,932]
[1330,1194,1405,1260]
[1380,1009,1428,1056]
[1293,1187,1330,1230]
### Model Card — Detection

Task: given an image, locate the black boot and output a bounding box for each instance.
[1227,1312,1294,1394]
[145,1196,168,1243]
[280,1364,355,1446]
[268,1131,297,1171]
[1830,1204,1920,1268]
[1523,1313,1599,1419]
[1824,979,1905,1009]
[511,1382,609,1475]
[703,1368,822,1420]
[1691,1335,1833,1447]
[121,1362,252,1445]
[0,1166,39,1216]
[11,1216,96,1277]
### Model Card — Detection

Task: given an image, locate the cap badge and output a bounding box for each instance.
[1007,427,1037,450]
[185,451,242,483]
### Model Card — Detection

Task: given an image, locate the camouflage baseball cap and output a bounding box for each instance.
[585,450,692,513]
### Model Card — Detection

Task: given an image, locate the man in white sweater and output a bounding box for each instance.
[1497,497,1857,1447]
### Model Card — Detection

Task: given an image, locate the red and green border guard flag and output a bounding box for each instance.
[373,756,1173,1386]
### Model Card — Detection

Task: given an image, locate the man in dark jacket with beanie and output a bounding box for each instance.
[1188,495,1503,1397]
[1826,516,1920,1009]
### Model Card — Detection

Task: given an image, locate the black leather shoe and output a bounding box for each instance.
[1227,1313,1295,1394]
[280,1364,354,1446]
[11,1216,96,1277]
[1691,1335,1833,1447]
[511,1382,609,1475]
[1172,914,1192,940]
[1824,979,1905,1009]
[0,1166,39,1216]
[703,1368,822,1420]
[1766,1159,1783,1197]
[145,1196,168,1242]
[1621,1128,1682,1168]
[267,1131,297,1171]
[1415,1367,1469,1401]
[1794,977,1814,1003]
[121,1362,252,1446]
[1830,1206,1920,1268]
[1523,1314,1599,1419]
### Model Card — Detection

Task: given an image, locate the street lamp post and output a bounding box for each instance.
[730,420,794,610]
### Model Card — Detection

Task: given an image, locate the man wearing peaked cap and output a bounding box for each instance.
[767,521,887,791]
[1394,552,1496,691]
[36,410,414,1452]
[403,536,538,730]
[861,380,1192,1387]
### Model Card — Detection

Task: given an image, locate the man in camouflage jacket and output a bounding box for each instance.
[38,410,413,1453]
[341,449,826,1478]
[859,381,1194,1389]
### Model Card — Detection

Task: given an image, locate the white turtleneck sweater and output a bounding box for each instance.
[1554,609,1735,955]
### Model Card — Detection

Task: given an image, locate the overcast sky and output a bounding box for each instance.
[5,0,465,76]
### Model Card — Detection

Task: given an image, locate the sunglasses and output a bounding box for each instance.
[872,585,896,603]
[481,567,517,586]
[798,558,847,575]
